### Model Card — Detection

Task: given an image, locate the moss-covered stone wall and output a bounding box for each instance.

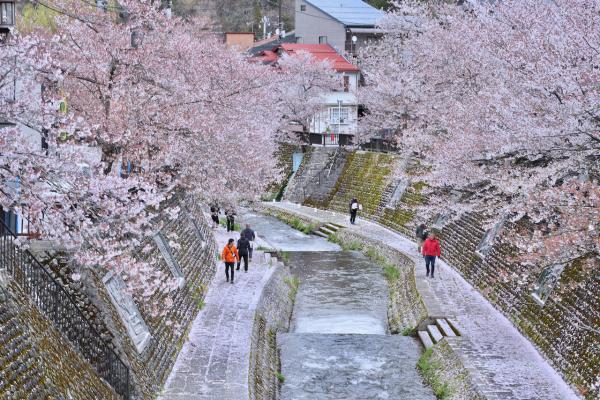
[87,194,217,399]
[0,281,118,400]
[302,149,598,398]
[249,264,294,400]
[436,213,599,399]
[324,151,399,219]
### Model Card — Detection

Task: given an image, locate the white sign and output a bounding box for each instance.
[153,233,185,288]
[102,271,151,353]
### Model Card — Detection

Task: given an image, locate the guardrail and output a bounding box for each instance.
[0,219,130,399]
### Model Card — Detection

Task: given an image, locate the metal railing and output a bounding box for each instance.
[0,219,130,399]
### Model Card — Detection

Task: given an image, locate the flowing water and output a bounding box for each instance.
[242,213,434,399]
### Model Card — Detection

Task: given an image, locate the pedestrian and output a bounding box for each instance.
[237,234,251,272]
[240,224,256,261]
[416,223,428,253]
[421,231,441,278]
[349,198,359,224]
[221,238,239,284]
[225,208,236,232]
[210,204,220,229]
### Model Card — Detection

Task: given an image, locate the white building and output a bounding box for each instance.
[254,43,360,146]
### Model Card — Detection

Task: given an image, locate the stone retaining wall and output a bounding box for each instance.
[249,264,295,400]
[290,148,598,398]
[0,277,118,400]
[0,192,217,399]
[421,338,485,400]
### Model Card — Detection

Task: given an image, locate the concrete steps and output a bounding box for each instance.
[312,222,342,238]
[417,317,461,348]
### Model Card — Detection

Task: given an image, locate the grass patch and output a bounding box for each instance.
[275,372,286,383]
[277,250,291,264]
[329,233,363,251]
[383,264,400,281]
[418,348,452,399]
[271,212,317,234]
[256,245,273,251]
[219,217,242,232]
[284,276,300,302]
[401,326,416,336]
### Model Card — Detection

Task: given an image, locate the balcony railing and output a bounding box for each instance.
[0,218,130,399]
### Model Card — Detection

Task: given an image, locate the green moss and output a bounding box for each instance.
[401,326,417,336]
[276,372,286,383]
[284,277,300,302]
[418,348,453,399]
[329,233,363,251]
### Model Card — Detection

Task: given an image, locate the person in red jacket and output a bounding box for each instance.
[421,232,441,278]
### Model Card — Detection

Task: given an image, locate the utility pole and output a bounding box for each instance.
[278,0,282,40]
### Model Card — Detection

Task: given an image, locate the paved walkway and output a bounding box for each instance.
[160,228,275,400]
[266,202,580,400]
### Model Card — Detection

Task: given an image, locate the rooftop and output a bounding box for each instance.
[251,43,360,73]
[305,0,384,27]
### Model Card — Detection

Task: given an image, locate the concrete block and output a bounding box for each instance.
[445,318,462,336]
[427,324,444,343]
[436,319,457,337]
[418,330,434,349]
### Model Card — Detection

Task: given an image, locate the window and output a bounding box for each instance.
[330,107,350,124]
[300,4,306,11]
[0,1,15,26]
[343,76,350,92]
[319,36,327,44]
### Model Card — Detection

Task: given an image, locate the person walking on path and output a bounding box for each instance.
[210,204,220,229]
[225,208,236,232]
[349,198,359,224]
[240,224,256,261]
[236,235,251,272]
[221,239,239,284]
[416,223,428,253]
[421,232,441,278]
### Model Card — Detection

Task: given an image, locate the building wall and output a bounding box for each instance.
[295,0,346,50]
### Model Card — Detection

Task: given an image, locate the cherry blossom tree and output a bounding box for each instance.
[269,51,341,143]
[360,0,600,263]
[1,1,284,309]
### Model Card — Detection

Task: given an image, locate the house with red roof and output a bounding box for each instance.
[254,43,360,146]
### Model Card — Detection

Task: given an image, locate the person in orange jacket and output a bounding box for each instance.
[421,231,441,278]
[221,238,239,284]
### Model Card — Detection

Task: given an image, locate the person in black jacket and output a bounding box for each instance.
[240,224,256,261]
[237,235,251,272]
[416,223,428,253]
[225,208,236,232]
[349,198,359,224]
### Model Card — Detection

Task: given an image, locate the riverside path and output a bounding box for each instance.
[264,201,579,400]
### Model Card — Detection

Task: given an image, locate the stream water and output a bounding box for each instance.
[243,213,434,399]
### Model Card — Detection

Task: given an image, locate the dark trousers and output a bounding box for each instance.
[225,262,235,281]
[237,253,249,271]
[350,210,357,224]
[226,217,235,232]
[425,256,436,276]
[248,244,253,260]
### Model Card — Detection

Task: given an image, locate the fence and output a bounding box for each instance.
[0,219,130,399]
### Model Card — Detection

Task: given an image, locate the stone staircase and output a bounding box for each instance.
[313,222,344,238]
[328,152,398,219]
[283,147,347,204]
[417,317,462,349]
